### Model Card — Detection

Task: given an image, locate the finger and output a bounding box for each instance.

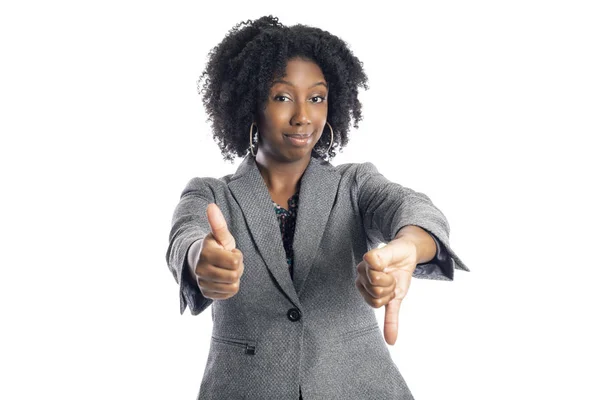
[384,297,402,346]
[206,203,236,251]
[383,267,414,346]
[198,262,243,284]
[356,279,396,308]
[362,250,386,272]
[392,268,414,305]
[200,246,243,271]
[198,254,244,283]
[197,279,240,295]
[363,260,395,287]
[200,290,233,300]
[357,264,396,299]
[355,279,373,305]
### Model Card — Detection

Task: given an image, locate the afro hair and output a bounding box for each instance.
[197,15,369,163]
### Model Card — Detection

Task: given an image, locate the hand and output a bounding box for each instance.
[191,203,244,300]
[355,238,418,345]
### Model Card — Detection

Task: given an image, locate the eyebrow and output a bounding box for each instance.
[271,79,328,89]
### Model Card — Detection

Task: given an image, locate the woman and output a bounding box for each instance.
[166,15,469,400]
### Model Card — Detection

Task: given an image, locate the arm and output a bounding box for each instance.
[393,225,457,280]
[356,162,470,281]
[165,178,215,315]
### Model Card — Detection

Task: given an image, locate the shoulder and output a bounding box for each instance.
[180,176,228,201]
[334,161,381,183]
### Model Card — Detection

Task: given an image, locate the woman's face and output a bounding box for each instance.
[256,58,328,162]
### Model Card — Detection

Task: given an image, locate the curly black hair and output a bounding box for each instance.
[197,15,369,163]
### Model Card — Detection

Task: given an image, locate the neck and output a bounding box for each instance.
[254,152,311,194]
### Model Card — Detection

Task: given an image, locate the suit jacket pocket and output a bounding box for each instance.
[211,334,257,355]
[336,322,380,344]
[199,335,259,399]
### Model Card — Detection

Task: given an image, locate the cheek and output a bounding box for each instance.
[311,103,328,119]
[263,106,290,126]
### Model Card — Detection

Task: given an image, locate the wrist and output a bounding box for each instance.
[393,225,436,264]
[186,239,203,279]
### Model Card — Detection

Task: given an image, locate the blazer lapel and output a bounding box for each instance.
[227,154,341,305]
[291,156,340,296]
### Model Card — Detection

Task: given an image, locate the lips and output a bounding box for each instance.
[284,132,312,147]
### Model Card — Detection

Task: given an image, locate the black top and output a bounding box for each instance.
[272,188,300,280]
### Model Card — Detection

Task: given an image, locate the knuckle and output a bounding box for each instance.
[356,262,364,273]
[233,270,242,281]
[196,263,205,275]
[222,236,235,249]
[366,271,373,283]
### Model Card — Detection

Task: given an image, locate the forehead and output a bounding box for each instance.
[270,59,327,89]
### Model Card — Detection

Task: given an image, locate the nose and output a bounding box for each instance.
[290,101,311,126]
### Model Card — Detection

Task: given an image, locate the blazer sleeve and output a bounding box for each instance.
[355,162,470,281]
[165,177,215,315]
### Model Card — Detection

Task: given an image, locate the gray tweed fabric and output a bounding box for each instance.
[165,154,470,399]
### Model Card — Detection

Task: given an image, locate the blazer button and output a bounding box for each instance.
[287,308,302,322]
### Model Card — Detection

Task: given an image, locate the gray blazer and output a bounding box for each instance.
[165,154,469,400]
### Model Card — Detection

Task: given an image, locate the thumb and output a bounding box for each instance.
[383,297,401,346]
[206,203,236,251]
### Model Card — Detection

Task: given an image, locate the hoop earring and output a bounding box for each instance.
[249,122,258,157]
[325,122,334,155]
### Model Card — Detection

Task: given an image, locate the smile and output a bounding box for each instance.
[284,132,312,146]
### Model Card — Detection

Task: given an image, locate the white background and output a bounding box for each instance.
[1,1,599,399]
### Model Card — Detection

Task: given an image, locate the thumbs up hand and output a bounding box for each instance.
[355,238,418,345]
[189,203,245,300]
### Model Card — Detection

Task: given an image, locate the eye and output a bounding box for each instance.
[274,95,291,102]
[310,96,326,104]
